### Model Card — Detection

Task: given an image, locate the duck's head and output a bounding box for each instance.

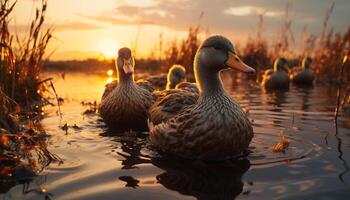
[273,57,289,72]
[116,47,135,80]
[195,35,255,74]
[302,57,312,69]
[167,65,186,89]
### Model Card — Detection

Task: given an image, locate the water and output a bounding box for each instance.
[1,72,350,200]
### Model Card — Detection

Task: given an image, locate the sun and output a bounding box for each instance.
[98,39,120,59]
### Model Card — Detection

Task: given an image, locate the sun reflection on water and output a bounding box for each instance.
[107,70,114,76]
[106,77,114,84]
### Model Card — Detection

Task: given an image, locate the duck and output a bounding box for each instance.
[149,88,199,125]
[149,35,255,160]
[290,57,314,85]
[165,65,187,90]
[261,57,290,90]
[175,82,199,94]
[149,71,199,125]
[139,64,187,90]
[104,64,187,98]
[99,47,156,131]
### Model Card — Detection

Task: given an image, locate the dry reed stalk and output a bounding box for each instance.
[334,41,350,121]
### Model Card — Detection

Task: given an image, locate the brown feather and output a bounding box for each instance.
[99,81,156,131]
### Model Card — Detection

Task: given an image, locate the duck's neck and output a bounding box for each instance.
[118,68,134,85]
[166,76,177,90]
[303,64,310,71]
[194,58,225,96]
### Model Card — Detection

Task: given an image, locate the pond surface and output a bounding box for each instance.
[1,72,350,200]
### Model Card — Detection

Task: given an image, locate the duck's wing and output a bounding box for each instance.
[102,80,118,100]
[145,74,167,90]
[136,79,155,93]
[149,89,198,125]
[175,82,199,94]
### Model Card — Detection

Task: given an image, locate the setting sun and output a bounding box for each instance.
[107,70,114,76]
[98,39,120,59]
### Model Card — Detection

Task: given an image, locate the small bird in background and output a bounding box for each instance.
[290,57,314,86]
[261,57,290,90]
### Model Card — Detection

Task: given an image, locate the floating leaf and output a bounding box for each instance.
[272,131,290,153]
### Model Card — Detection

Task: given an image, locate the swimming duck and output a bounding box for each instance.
[99,47,156,131]
[166,65,187,90]
[290,57,314,85]
[140,65,187,90]
[149,35,255,160]
[261,58,289,90]
[149,68,198,125]
[104,64,187,97]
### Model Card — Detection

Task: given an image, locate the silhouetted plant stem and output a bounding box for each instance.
[334,55,349,122]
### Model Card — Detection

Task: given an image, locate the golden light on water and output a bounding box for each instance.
[107,70,114,76]
[106,77,114,84]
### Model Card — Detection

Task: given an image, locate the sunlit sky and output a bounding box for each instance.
[10,0,350,60]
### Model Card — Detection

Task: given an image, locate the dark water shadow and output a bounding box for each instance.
[100,131,250,200]
[152,157,250,200]
[334,121,350,184]
[294,86,313,112]
[100,130,152,170]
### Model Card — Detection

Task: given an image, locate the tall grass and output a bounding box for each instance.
[163,26,201,80]
[1,0,52,106]
[313,28,350,82]
[1,0,58,184]
[156,2,349,85]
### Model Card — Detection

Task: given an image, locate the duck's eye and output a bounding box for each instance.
[213,46,222,50]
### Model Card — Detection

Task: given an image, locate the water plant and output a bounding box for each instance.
[0,0,59,187]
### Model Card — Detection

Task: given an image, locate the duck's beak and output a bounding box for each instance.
[226,51,256,73]
[123,58,134,74]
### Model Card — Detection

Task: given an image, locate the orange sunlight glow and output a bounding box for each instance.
[106,77,114,84]
[98,39,120,59]
[107,70,114,76]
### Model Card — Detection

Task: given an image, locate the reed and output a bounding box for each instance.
[1,0,53,105]
[1,0,58,183]
[163,26,202,80]
[155,2,349,85]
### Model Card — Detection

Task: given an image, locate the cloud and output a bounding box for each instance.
[81,0,350,37]
[11,22,103,32]
[55,22,104,31]
[223,6,283,17]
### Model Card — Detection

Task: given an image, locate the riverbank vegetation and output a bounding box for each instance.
[0,0,59,189]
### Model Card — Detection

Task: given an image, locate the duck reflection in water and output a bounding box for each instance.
[153,157,250,200]
[104,131,250,200]
[100,131,152,170]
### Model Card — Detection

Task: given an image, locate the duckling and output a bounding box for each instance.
[149,68,198,125]
[149,35,255,160]
[290,57,314,85]
[104,64,187,97]
[261,58,290,90]
[165,65,187,90]
[99,47,156,131]
[142,65,187,90]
